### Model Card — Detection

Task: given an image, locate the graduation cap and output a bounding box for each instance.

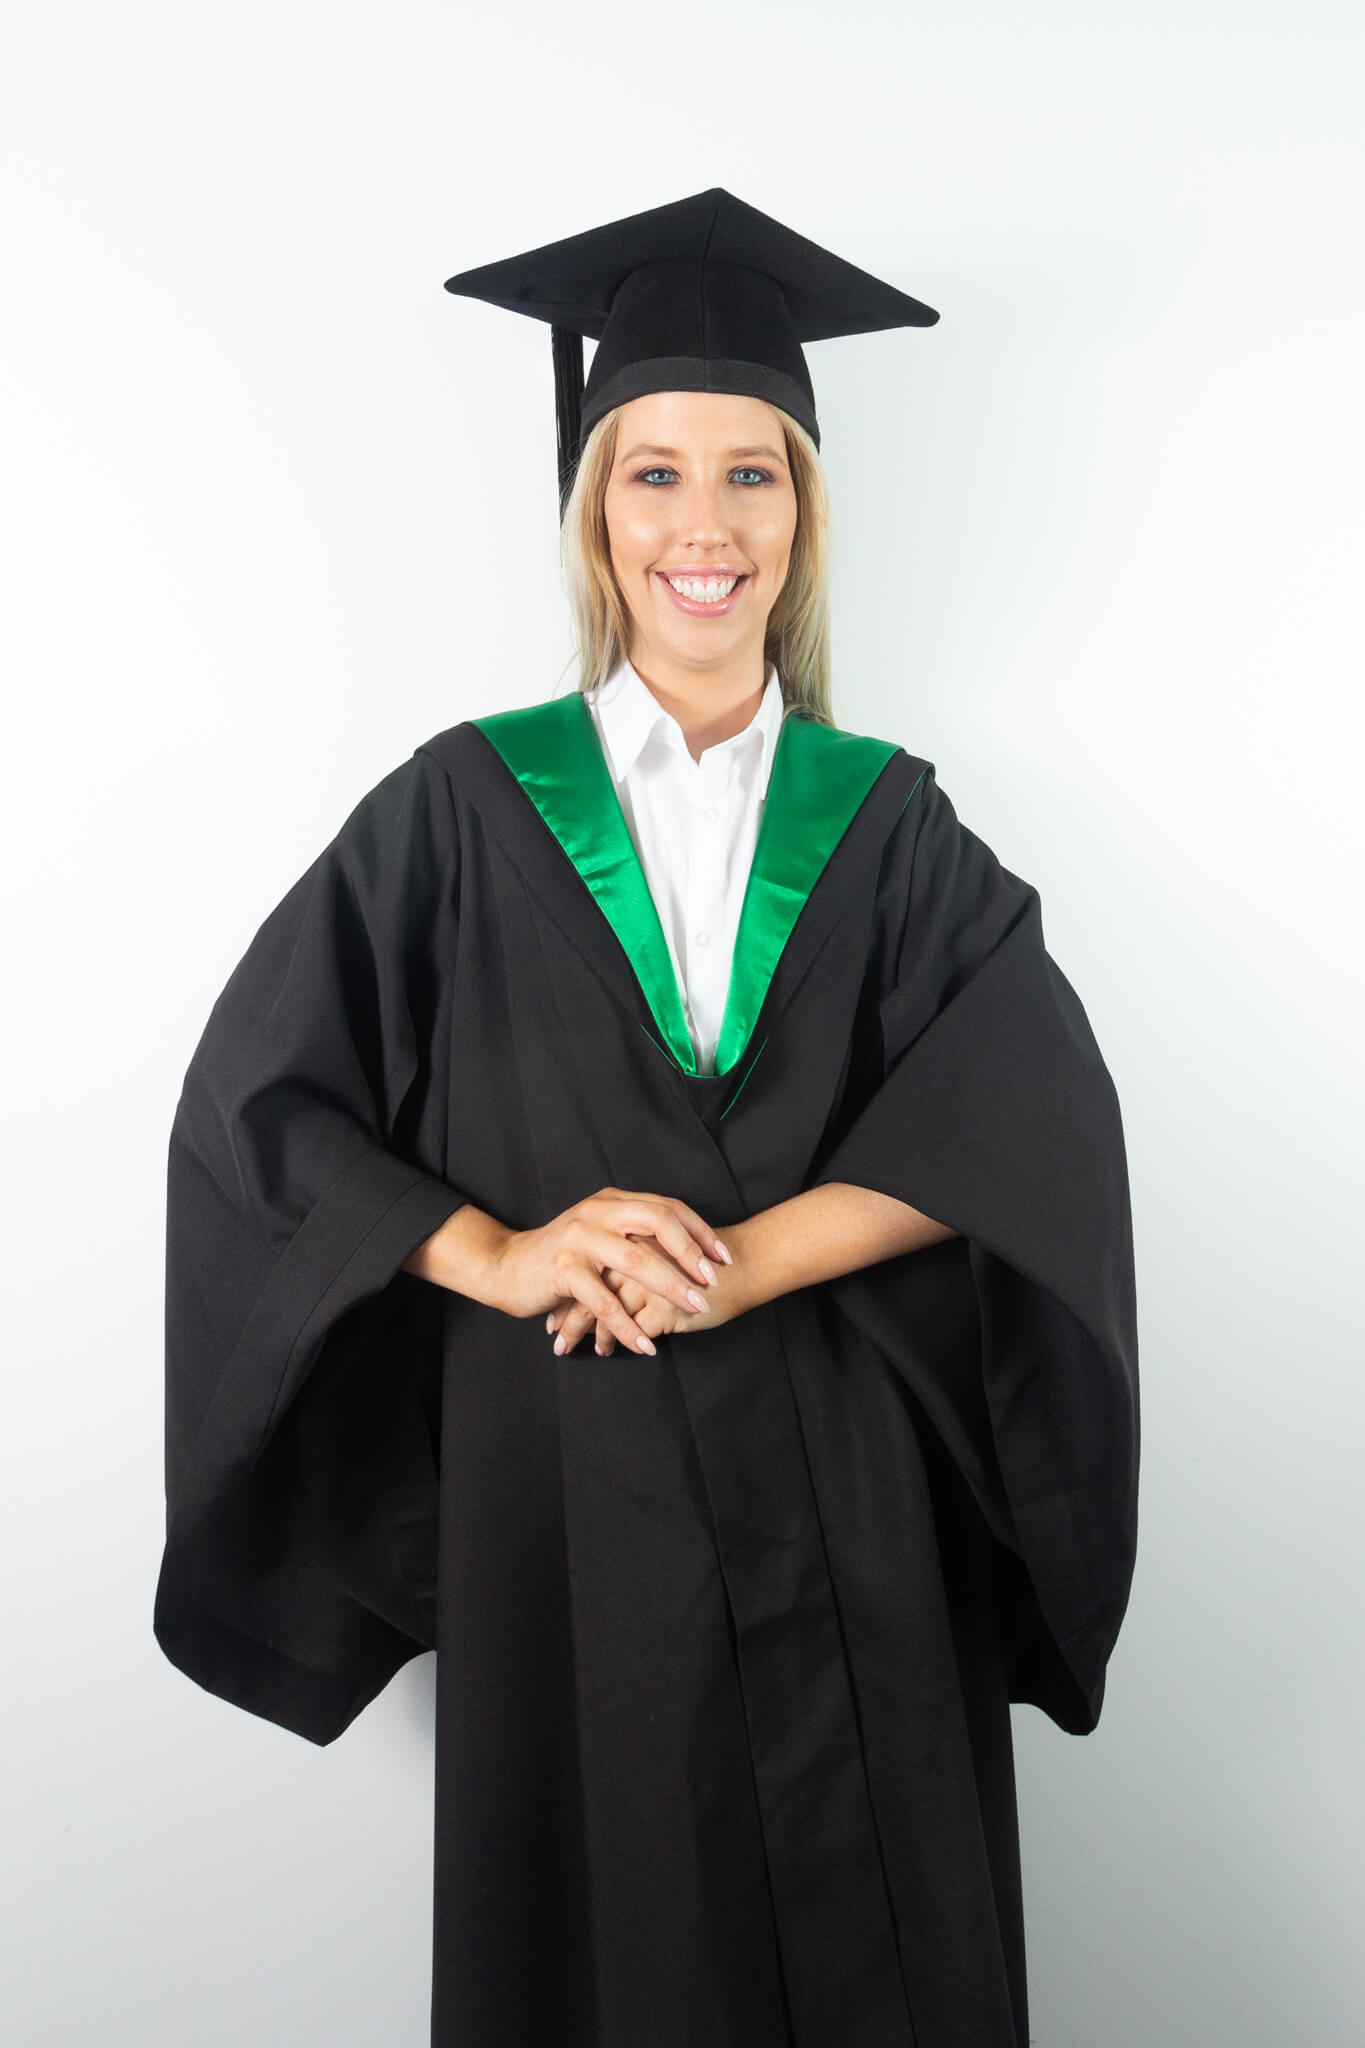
[443,187,940,515]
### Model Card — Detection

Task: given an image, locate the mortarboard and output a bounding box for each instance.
[442,187,939,515]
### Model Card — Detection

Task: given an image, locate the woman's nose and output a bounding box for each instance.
[676,486,730,546]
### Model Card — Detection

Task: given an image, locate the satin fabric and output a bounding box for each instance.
[473,686,908,1079]
[583,658,784,1075]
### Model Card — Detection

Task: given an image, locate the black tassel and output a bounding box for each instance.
[551,325,584,520]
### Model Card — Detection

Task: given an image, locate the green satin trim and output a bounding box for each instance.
[470,690,904,1078]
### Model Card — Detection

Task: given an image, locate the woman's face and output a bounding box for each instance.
[602,389,798,683]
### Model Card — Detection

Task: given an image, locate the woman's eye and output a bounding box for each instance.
[631,465,772,486]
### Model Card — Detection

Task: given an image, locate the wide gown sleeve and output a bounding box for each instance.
[809,768,1140,1734]
[154,746,470,1744]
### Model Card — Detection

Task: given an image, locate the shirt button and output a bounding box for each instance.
[703,805,720,822]
[695,929,714,947]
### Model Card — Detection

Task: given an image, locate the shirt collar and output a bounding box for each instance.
[588,657,786,795]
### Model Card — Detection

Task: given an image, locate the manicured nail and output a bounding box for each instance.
[638,1336,657,1355]
[697,1258,717,1286]
[545,1313,555,1333]
[553,1335,565,1355]
[714,1240,732,1264]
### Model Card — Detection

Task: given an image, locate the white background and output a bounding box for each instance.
[3,2,1362,2042]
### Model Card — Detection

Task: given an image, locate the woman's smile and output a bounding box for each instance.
[655,569,750,616]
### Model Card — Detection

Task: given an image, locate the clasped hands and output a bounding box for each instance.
[489,1185,745,1359]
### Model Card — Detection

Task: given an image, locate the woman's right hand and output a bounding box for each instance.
[489,1187,730,1357]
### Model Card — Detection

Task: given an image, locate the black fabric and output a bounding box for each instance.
[443,186,940,493]
[552,324,585,516]
[581,352,820,449]
[578,261,820,442]
[155,718,1139,2048]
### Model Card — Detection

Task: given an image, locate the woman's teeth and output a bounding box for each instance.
[665,574,740,603]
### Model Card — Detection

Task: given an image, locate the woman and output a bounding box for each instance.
[156,190,1139,2048]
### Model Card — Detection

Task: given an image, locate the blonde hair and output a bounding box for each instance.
[559,399,835,726]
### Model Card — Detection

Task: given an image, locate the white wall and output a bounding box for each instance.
[3,3,1361,2042]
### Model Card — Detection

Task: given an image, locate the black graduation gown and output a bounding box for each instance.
[155,689,1139,2048]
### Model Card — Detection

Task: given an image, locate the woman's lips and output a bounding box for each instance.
[655,572,749,617]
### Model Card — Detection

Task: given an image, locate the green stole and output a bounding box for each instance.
[471,689,903,1079]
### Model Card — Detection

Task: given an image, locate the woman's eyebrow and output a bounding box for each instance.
[618,442,788,464]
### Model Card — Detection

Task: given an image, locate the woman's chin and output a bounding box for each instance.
[643,595,766,664]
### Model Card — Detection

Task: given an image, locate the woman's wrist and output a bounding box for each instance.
[698,1218,764,1320]
[402,1203,517,1309]
[716,1212,794,1315]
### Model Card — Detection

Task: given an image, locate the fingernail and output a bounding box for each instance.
[698,1258,717,1286]
[545,1314,555,1333]
[554,1335,565,1355]
[639,1336,657,1355]
[687,1289,708,1313]
[715,1240,732,1264]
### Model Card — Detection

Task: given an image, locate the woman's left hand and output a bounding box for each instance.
[547,1256,745,1355]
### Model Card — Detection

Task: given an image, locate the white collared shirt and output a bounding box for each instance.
[584,657,786,1076]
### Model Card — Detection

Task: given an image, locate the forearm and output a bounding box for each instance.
[723,1182,959,1317]
[401,1202,512,1308]
[400,1183,958,1327]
